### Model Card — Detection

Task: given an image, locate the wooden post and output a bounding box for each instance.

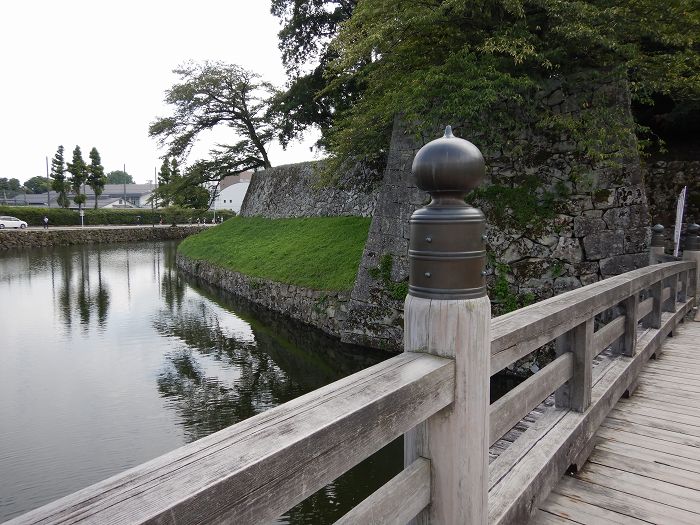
[643,280,663,330]
[665,274,678,313]
[649,224,666,265]
[554,318,593,411]
[682,223,700,321]
[621,294,639,357]
[404,126,489,524]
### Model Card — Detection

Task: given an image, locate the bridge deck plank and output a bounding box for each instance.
[531,319,700,524]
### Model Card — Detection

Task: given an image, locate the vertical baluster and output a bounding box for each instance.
[644,280,663,330]
[555,318,594,411]
[621,294,639,357]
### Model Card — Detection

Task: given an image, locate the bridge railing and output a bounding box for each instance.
[7,127,700,525]
[489,260,696,446]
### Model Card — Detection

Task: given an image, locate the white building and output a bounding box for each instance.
[212,172,252,213]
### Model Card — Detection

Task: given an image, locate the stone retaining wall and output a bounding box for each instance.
[177,255,351,338]
[240,161,381,218]
[0,226,208,250]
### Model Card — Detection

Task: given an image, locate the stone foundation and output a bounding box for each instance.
[177,255,351,338]
[0,226,208,250]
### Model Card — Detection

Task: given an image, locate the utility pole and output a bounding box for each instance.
[46,156,51,207]
[123,163,127,206]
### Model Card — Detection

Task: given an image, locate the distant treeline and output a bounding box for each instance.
[0,206,235,227]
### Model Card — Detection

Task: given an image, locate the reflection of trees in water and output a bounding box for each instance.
[53,247,111,332]
[153,274,402,524]
[160,243,185,312]
[154,303,307,443]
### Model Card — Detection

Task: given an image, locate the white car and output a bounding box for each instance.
[0,216,28,229]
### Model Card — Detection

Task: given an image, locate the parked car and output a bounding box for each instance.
[0,216,28,229]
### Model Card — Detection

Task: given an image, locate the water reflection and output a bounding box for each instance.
[0,241,400,523]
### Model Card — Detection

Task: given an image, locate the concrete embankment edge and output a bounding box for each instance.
[0,226,208,250]
[177,254,350,339]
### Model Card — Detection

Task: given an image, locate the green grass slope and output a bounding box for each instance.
[177,216,372,291]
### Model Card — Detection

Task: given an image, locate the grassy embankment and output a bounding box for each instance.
[0,205,234,227]
[178,216,372,291]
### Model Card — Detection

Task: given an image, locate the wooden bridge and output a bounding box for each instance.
[6,132,700,525]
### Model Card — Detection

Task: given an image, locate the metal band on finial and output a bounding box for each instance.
[651,224,665,248]
[408,126,486,300]
[686,223,700,251]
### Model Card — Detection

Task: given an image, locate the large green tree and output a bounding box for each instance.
[23,176,50,194]
[270,1,358,147]
[106,170,134,184]
[87,147,107,208]
[50,145,70,208]
[153,158,211,209]
[0,177,22,199]
[302,0,700,170]
[67,146,88,212]
[149,61,278,185]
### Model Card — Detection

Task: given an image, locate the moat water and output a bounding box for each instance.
[0,240,517,523]
[0,241,400,523]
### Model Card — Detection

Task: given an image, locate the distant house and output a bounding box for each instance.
[14,183,157,209]
[212,172,252,213]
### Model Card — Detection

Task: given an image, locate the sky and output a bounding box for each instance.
[0,0,320,185]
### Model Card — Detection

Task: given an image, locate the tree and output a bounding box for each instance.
[156,157,172,207]
[319,0,700,170]
[23,176,50,194]
[106,170,134,184]
[149,61,278,188]
[0,177,22,196]
[50,145,70,208]
[87,147,107,208]
[270,1,358,147]
[67,146,88,212]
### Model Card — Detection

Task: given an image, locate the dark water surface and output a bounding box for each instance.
[0,241,400,523]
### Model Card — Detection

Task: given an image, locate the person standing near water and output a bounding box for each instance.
[43,216,49,229]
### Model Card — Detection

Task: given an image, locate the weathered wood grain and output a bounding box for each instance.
[592,316,625,358]
[621,294,638,357]
[636,297,653,321]
[490,354,573,446]
[7,353,453,525]
[334,458,430,525]
[553,475,700,524]
[490,299,693,525]
[491,262,693,373]
[404,295,490,525]
[539,490,648,524]
[555,319,593,411]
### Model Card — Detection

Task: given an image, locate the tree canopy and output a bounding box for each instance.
[275,0,699,171]
[67,146,88,209]
[23,176,50,194]
[87,147,106,208]
[270,1,358,147]
[149,61,278,184]
[50,146,70,208]
[106,170,134,184]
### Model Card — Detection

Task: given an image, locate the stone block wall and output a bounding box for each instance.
[0,226,208,250]
[644,160,700,251]
[177,255,350,338]
[240,161,381,218]
[341,74,652,350]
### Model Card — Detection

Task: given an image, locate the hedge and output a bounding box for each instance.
[0,206,235,227]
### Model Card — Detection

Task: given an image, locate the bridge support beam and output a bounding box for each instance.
[403,127,490,524]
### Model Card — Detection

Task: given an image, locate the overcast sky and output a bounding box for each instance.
[0,0,320,185]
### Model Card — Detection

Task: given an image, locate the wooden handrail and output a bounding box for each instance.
[7,353,453,525]
[488,261,694,447]
[490,261,694,375]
